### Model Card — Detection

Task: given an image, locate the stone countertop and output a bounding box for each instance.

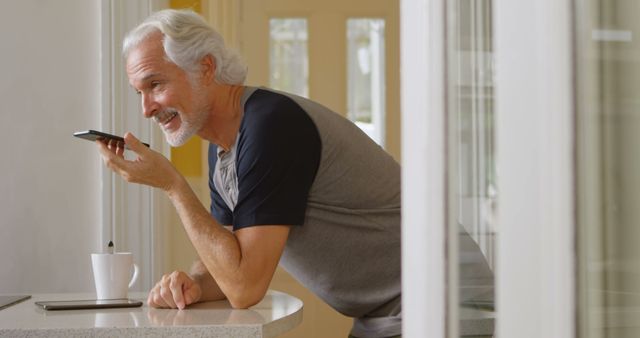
[0,290,302,338]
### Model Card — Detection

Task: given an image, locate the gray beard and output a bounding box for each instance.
[163,110,205,146]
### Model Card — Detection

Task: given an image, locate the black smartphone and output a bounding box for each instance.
[73,130,150,149]
[35,299,143,311]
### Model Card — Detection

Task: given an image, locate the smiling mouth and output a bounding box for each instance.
[154,110,178,128]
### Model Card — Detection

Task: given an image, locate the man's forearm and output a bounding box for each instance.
[164,174,254,307]
[189,260,226,302]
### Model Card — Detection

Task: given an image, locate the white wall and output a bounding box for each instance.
[0,1,101,293]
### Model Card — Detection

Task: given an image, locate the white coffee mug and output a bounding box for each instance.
[91,252,139,300]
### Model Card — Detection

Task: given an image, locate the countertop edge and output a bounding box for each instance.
[0,325,263,338]
[262,304,304,337]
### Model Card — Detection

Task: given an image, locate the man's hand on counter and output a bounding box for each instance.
[147,271,202,310]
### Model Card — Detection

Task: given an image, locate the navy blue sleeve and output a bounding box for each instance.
[208,143,233,225]
[232,90,321,230]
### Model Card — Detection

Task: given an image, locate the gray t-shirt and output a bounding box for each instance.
[209,87,402,337]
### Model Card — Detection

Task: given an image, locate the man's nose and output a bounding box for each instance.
[141,93,158,118]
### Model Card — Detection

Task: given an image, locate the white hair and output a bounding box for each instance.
[122,9,247,85]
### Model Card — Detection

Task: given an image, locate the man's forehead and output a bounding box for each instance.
[127,72,160,90]
[125,33,166,72]
[126,58,167,88]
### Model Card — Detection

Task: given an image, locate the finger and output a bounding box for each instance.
[159,275,178,308]
[152,292,169,308]
[183,280,202,306]
[96,139,111,154]
[115,142,125,157]
[169,272,186,310]
[148,284,167,308]
[107,139,118,151]
[97,140,116,157]
[124,132,148,155]
[96,140,116,159]
[96,141,130,173]
[148,288,161,307]
[159,285,177,308]
[105,138,125,157]
[152,287,170,308]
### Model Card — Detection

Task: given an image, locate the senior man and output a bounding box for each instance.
[98,9,402,338]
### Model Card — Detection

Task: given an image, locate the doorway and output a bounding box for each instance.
[238,1,400,337]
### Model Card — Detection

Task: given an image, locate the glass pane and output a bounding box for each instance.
[577,1,640,337]
[269,18,309,97]
[447,0,496,336]
[347,18,386,146]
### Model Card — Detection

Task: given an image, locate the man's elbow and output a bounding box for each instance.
[226,286,266,309]
[227,293,264,309]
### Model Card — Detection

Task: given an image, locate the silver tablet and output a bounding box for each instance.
[0,295,31,310]
[35,299,143,311]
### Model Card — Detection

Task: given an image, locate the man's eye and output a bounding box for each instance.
[151,81,161,88]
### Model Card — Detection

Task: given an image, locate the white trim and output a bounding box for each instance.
[100,0,171,291]
[401,0,446,336]
[494,0,575,337]
[99,0,115,263]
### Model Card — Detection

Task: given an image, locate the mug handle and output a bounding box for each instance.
[128,263,139,289]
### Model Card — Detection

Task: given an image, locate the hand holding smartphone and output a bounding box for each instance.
[73,130,150,149]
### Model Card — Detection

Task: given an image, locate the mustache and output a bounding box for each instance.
[153,109,179,124]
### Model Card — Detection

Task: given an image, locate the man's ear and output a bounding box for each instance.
[200,54,216,84]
